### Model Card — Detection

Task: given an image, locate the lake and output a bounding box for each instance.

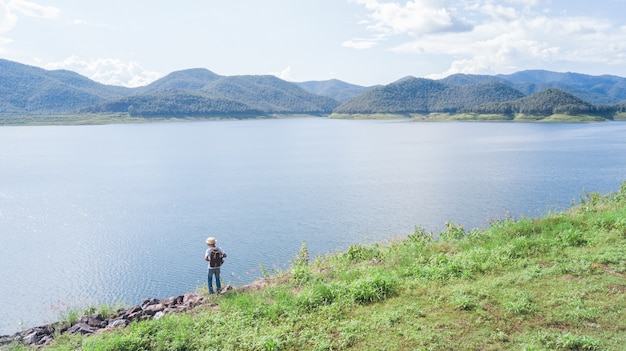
[1,117,625,335]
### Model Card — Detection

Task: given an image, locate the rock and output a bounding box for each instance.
[17,325,54,346]
[79,314,107,328]
[182,293,204,308]
[68,322,97,335]
[126,310,144,322]
[22,330,45,344]
[220,285,235,294]
[143,303,165,316]
[0,335,13,345]
[141,298,159,308]
[122,305,143,321]
[39,334,54,345]
[107,319,129,328]
[2,286,243,347]
[161,295,183,307]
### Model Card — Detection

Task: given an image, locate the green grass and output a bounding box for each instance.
[7,182,626,350]
[0,113,274,126]
[0,113,145,126]
[330,112,614,122]
[2,112,620,126]
[329,113,414,120]
[614,112,626,121]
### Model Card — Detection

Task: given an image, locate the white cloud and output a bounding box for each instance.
[0,3,18,33]
[342,38,379,49]
[45,56,162,87]
[7,0,59,19]
[0,0,59,53]
[0,0,59,32]
[269,66,294,81]
[351,0,472,36]
[350,0,626,77]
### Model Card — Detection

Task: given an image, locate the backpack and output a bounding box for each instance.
[209,247,224,268]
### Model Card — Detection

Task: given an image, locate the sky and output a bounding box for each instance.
[2,0,626,87]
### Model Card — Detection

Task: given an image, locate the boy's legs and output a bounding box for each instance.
[215,268,222,294]
[208,269,216,294]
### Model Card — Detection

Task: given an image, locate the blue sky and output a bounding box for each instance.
[2,0,626,87]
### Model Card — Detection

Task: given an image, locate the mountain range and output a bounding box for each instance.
[1,58,626,120]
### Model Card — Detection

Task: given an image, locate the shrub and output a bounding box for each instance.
[292,264,313,285]
[343,244,380,263]
[555,332,601,350]
[560,228,588,247]
[504,290,537,315]
[413,253,474,281]
[349,275,398,304]
[451,292,479,311]
[407,226,434,243]
[296,283,338,310]
[440,221,466,240]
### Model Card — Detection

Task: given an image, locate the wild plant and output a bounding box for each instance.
[504,290,536,315]
[349,274,398,304]
[555,332,602,351]
[343,243,380,263]
[440,221,466,240]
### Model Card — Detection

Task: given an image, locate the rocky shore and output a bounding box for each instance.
[0,286,235,349]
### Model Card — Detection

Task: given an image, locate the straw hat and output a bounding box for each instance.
[206,237,217,245]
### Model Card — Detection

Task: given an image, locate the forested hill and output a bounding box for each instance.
[135,68,222,94]
[442,70,626,105]
[295,79,372,103]
[200,75,339,113]
[461,88,607,117]
[0,60,340,116]
[2,58,626,121]
[0,59,132,114]
[86,91,265,118]
[333,78,524,114]
[86,73,341,116]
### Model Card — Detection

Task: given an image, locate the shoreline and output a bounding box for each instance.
[1,112,624,127]
[0,277,275,348]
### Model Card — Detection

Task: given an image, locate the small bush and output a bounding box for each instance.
[560,228,588,247]
[556,332,601,350]
[291,264,313,285]
[505,290,537,315]
[296,283,338,310]
[413,253,474,281]
[349,275,398,304]
[451,291,479,311]
[343,244,380,263]
[440,221,466,240]
[293,241,310,267]
[407,226,433,243]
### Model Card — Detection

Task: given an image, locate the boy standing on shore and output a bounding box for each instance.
[205,237,227,294]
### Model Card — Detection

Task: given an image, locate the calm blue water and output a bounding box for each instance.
[1,118,625,334]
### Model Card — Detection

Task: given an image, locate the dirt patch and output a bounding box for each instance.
[595,263,625,277]
[607,284,626,294]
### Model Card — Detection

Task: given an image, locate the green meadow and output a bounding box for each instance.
[7,183,626,350]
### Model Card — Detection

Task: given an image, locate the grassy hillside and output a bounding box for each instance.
[8,183,626,350]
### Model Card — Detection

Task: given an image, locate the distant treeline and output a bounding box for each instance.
[459,88,617,117]
[2,58,626,120]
